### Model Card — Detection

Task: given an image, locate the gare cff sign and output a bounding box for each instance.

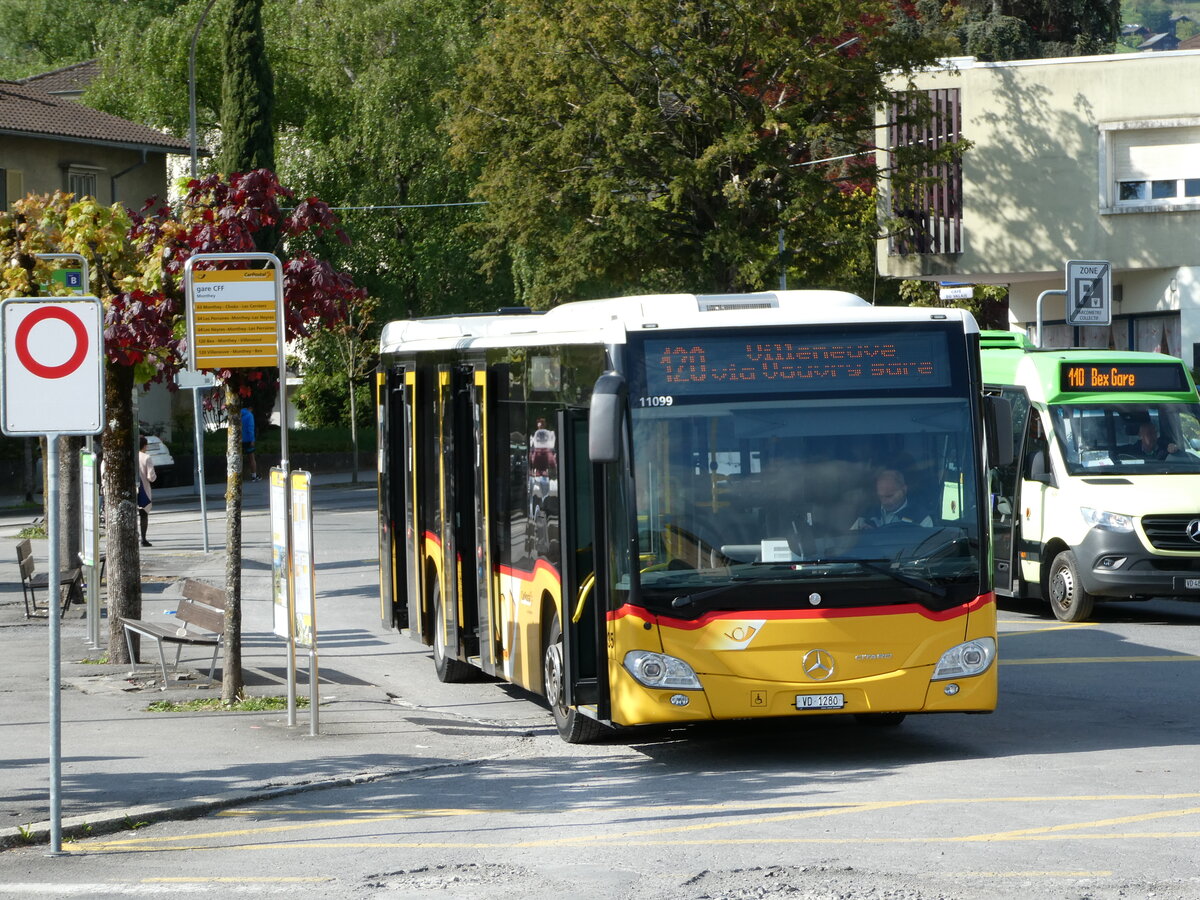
[1,297,104,436]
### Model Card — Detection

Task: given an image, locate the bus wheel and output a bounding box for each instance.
[1048,550,1095,622]
[432,583,474,683]
[855,713,906,727]
[543,616,607,744]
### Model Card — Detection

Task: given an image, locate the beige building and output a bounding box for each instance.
[2,64,195,438]
[1,64,190,209]
[878,51,1200,362]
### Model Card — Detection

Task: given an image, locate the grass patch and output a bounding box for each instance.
[146,695,309,713]
[78,656,110,665]
[16,524,47,539]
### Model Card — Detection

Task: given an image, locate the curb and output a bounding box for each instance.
[0,758,489,852]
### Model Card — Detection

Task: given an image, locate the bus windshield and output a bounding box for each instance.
[630,395,981,615]
[1049,403,1200,475]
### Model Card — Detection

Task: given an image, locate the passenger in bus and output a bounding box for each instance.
[852,469,933,529]
[529,418,557,474]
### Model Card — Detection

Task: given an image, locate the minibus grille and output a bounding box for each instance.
[1141,514,1200,551]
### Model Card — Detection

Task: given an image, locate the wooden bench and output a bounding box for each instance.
[16,538,83,619]
[121,579,227,687]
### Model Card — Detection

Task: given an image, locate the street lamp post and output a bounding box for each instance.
[189,0,220,178]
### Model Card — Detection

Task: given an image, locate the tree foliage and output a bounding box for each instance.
[217,0,274,175]
[447,0,948,303]
[898,0,1121,60]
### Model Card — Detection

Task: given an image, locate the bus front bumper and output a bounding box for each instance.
[1075,528,1200,599]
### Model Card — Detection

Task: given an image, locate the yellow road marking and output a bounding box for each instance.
[1001,655,1200,665]
[69,794,1200,854]
[998,622,1093,634]
[955,806,1200,841]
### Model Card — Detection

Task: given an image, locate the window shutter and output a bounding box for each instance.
[1113,127,1200,181]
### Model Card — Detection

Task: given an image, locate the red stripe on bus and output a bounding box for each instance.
[496,559,562,585]
[606,593,994,628]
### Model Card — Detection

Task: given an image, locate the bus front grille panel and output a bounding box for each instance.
[1141,514,1200,551]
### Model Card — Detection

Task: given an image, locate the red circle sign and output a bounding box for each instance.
[14,306,89,379]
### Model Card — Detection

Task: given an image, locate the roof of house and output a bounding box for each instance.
[1179,33,1200,51]
[16,59,100,97]
[0,80,191,153]
[1137,32,1179,50]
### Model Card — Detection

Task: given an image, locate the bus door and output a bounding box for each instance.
[379,365,419,632]
[988,386,1029,596]
[558,408,610,721]
[444,364,483,662]
[1016,408,1054,591]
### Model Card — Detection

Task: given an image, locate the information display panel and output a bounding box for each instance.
[1059,362,1190,394]
[631,327,954,403]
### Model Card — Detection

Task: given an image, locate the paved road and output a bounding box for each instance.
[3,483,1200,898]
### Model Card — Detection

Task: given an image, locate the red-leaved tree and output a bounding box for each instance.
[124,170,362,697]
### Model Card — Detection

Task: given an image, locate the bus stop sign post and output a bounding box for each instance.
[1,296,105,857]
[183,253,300,727]
[1036,260,1112,347]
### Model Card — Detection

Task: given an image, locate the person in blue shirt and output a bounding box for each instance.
[240,406,259,481]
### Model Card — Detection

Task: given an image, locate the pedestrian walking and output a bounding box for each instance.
[137,435,156,547]
[241,406,259,481]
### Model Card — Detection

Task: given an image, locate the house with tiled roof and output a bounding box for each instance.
[16,60,101,100]
[0,69,191,210]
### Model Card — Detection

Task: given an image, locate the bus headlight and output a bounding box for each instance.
[932,638,996,681]
[623,650,702,690]
[1080,507,1134,533]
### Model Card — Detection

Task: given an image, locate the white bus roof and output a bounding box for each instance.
[379,290,979,354]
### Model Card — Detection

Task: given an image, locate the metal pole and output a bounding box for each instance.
[189,0,220,179]
[309,648,319,736]
[46,435,63,856]
[1035,289,1066,348]
[192,388,210,551]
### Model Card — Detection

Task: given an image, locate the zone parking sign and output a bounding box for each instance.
[1,297,104,435]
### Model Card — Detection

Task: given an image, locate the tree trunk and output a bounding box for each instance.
[57,435,82,576]
[23,438,35,502]
[103,364,141,664]
[222,384,245,701]
[348,375,359,484]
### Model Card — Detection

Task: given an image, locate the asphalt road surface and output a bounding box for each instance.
[4,495,1200,899]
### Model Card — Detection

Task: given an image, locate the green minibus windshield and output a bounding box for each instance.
[1049,402,1200,475]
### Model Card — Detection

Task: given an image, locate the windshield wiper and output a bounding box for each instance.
[798,557,946,600]
[667,566,801,609]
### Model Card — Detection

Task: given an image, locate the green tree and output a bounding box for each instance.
[447,0,947,304]
[217,0,274,174]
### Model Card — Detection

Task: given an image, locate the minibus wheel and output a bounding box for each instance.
[432,582,474,683]
[1048,550,1095,622]
[543,616,607,744]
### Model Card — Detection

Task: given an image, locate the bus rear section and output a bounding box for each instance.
[983,331,1200,621]
[378,293,1004,742]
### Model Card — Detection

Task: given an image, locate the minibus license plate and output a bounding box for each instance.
[796,693,844,710]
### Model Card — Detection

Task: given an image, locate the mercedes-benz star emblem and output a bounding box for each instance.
[1187,519,1200,543]
[802,649,835,682]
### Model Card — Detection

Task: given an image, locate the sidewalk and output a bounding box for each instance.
[0,469,553,849]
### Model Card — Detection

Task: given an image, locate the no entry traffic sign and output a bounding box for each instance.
[1,297,104,435]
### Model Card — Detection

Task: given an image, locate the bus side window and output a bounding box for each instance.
[1024,415,1051,483]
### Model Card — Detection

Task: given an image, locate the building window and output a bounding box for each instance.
[66,167,99,199]
[886,88,963,256]
[1101,120,1200,213]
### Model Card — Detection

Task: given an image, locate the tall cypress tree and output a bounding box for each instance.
[217,0,274,174]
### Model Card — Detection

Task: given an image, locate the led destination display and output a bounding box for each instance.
[1059,362,1190,394]
[634,329,953,398]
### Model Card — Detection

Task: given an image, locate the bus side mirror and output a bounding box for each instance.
[589,372,627,463]
[984,395,1014,468]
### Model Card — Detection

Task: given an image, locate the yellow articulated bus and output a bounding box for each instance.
[377,291,1011,742]
[982,330,1200,622]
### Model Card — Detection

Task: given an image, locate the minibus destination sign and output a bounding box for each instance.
[1059,362,1189,394]
[636,330,952,398]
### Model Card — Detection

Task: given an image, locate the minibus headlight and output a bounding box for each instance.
[1080,507,1134,533]
[623,650,702,690]
[932,638,996,681]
